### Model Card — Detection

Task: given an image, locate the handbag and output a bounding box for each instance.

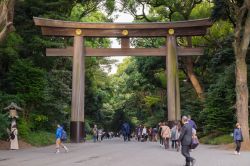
[191,136,199,149]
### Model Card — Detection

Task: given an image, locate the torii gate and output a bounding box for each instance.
[34,17,212,142]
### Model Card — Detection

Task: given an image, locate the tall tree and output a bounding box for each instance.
[0,0,15,42]
[120,0,208,99]
[213,0,250,148]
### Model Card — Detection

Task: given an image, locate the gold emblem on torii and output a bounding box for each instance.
[168,29,175,35]
[122,30,129,36]
[75,29,82,35]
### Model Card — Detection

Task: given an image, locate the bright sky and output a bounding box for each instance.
[102,1,150,74]
[108,11,134,74]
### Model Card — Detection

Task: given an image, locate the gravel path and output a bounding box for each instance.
[0,138,249,166]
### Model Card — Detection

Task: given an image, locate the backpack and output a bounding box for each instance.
[10,130,15,140]
[61,129,67,141]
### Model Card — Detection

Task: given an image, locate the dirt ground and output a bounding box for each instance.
[0,140,32,150]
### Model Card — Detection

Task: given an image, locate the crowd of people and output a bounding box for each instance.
[89,115,198,166]
[53,114,243,166]
[92,124,114,142]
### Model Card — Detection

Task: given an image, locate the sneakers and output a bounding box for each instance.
[63,146,69,153]
[234,151,240,155]
[56,150,60,154]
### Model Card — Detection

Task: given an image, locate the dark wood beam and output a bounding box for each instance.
[34,17,212,37]
[46,47,204,57]
[41,26,208,37]
[34,17,212,29]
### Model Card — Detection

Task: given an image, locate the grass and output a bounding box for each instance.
[200,134,233,145]
[23,131,55,146]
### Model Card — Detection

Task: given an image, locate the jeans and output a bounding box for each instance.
[235,140,241,153]
[93,135,97,142]
[172,140,178,149]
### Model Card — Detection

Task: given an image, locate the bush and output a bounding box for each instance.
[200,134,233,145]
[86,134,93,141]
[18,119,31,139]
[24,131,55,146]
[0,113,9,139]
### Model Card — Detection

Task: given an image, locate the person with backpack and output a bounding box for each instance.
[55,124,69,153]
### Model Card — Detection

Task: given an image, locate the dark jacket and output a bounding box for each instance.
[178,123,192,146]
[122,122,130,135]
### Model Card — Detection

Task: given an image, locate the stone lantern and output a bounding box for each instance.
[4,102,22,122]
[4,102,22,150]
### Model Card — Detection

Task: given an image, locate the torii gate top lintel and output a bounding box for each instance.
[33,17,212,37]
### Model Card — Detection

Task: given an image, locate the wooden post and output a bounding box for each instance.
[175,61,181,121]
[121,37,130,48]
[167,29,180,122]
[70,35,85,143]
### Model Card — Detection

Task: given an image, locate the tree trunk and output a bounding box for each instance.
[185,57,204,99]
[234,9,250,149]
[235,51,250,149]
[0,0,15,43]
[185,37,204,100]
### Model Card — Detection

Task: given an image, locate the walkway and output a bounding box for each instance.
[0,138,249,166]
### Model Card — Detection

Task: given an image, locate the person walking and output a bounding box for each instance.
[98,129,103,142]
[136,125,142,141]
[92,124,98,143]
[55,124,69,153]
[171,122,180,149]
[142,126,148,142]
[122,121,130,142]
[161,122,171,149]
[158,122,163,146]
[233,123,243,155]
[179,116,195,166]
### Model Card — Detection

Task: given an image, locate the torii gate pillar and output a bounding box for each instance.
[71,35,85,142]
[167,29,181,123]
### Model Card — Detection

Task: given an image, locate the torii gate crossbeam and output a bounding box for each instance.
[34,17,212,143]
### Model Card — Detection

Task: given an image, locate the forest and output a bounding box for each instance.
[0,0,250,147]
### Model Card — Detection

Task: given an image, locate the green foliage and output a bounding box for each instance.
[24,131,55,146]
[84,121,91,134]
[6,59,47,105]
[110,109,130,132]
[0,0,248,147]
[18,118,32,139]
[200,134,233,145]
[0,113,9,139]
[201,64,236,134]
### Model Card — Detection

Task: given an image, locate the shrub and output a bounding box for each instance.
[24,131,55,146]
[0,113,9,139]
[200,133,233,145]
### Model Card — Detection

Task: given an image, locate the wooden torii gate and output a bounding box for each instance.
[34,17,212,143]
